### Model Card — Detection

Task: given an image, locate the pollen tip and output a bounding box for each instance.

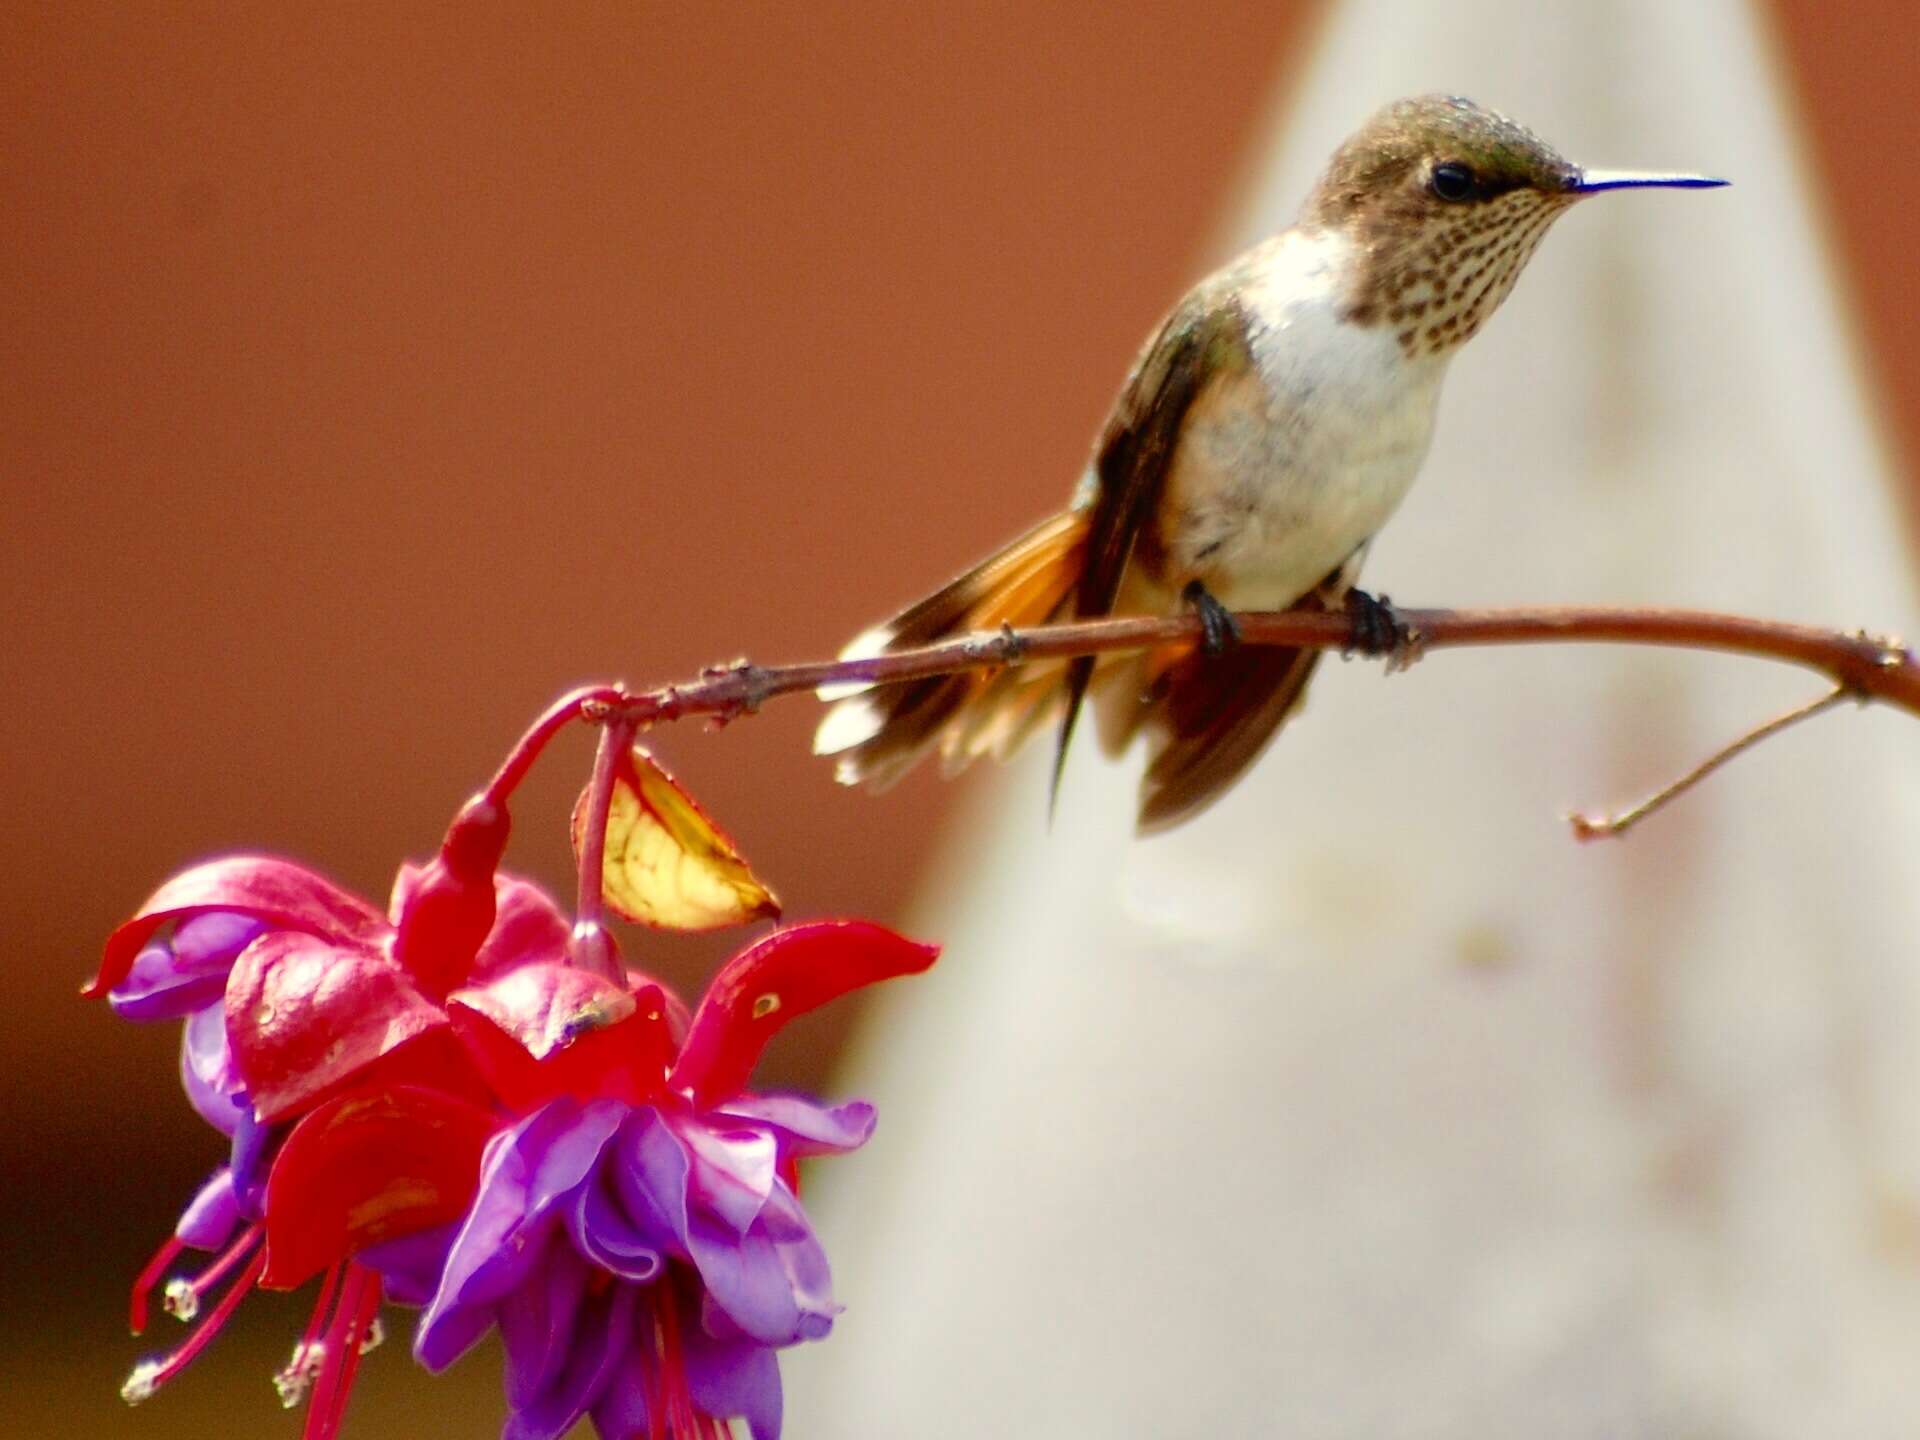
[274,1340,326,1409]
[121,1360,163,1406]
[162,1277,200,1323]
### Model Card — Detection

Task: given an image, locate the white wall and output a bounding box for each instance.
[791,2,1920,1434]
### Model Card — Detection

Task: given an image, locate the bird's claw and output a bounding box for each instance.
[1343,588,1422,670]
[1183,581,1242,657]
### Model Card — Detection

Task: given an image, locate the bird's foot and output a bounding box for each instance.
[1343,588,1423,671]
[1183,580,1242,657]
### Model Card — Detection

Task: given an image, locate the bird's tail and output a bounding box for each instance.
[1103,640,1324,832]
[814,509,1090,790]
[818,515,1343,828]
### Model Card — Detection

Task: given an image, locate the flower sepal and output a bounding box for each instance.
[224,932,453,1123]
[671,920,939,1104]
[88,856,391,1000]
[260,1082,498,1291]
[448,962,674,1111]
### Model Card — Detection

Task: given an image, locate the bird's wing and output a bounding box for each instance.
[1050,284,1256,806]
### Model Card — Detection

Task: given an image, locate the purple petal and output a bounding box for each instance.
[414,1295,497,1376]
[175,1169,241,1251]
[108,914,269,1022]
[415,1098,624,1372]
[359,1222,458,1307]
[692,1188,839,1345]
[683,1319,785,1440]
[180,1006,245,1135]
[674,1114,778,1236]
[685,1217,805,1346]
[588,1326,657,1440]
[715,1095,876,1159]
[504,1280,633,1440]
[609,1109,694,1261]
[757,1183,839,1339]
[614,1111,833,1346]
[109,948,217,1023]
[109,949,224,1020]
[173,912,271,967]
[500,1235,588,1410]
[566,1173,663,1283]
[228,1103,272,1220]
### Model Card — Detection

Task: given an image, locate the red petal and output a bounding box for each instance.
[448,964,672,1109]
[226,933,448,1122]
[259,1083,496,1290]
[388,867,573,986]
[391,796,515,999]
[469,875,574,981]
[390,856,496,1000]
[386,862,426,928]
[351,1025,497,1112]
[89,856,390,998]
[669,921,939,1104]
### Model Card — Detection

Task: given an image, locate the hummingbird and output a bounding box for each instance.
[815,94,1726,832]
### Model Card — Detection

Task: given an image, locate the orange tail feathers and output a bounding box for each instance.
[814,510,1089,791]
[818,517,1344,828]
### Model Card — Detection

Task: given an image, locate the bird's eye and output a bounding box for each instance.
[1430,162,1475,202]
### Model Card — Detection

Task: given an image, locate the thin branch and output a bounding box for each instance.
[593,605,1920,727]
[1567,685,1854,842]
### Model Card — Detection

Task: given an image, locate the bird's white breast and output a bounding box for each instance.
[1165,228,1450,609]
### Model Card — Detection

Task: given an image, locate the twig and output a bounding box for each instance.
[596,606,1920,726]
[1567,685,1854,842]
[559,606,1918,838]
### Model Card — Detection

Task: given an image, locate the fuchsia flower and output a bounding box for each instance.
[401,920,937,1440]
[94,806,935,1438]
[89,795,540,1437]
[93,697,936,1440]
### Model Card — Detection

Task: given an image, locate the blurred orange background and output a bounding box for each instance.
[1,4,1913,1435]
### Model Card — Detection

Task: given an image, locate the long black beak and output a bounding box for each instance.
[1570,169,1729,195]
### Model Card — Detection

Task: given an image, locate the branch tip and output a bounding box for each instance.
[1564,684,1851,843]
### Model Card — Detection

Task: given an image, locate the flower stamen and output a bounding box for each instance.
[274,1261,342,1409]
[645,1280,733,1440]
[300,1263,381,1440]
[162,1225,264,1323]
[129,1234,187,1334]
[119,1249,267,1405]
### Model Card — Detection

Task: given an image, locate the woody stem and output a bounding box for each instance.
[591,605,1920,726]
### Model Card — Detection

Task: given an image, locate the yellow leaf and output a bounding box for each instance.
[571,745,780,931]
